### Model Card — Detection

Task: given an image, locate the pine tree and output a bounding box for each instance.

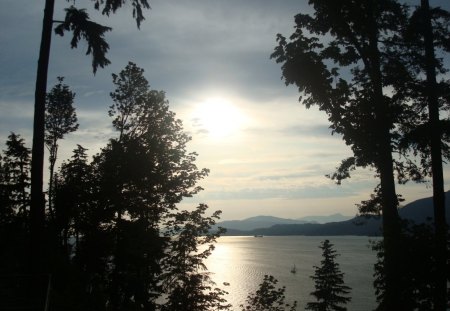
[306,240,351,311]
[2,133,31,217]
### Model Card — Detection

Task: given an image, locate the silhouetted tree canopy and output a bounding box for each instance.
[240,274,297,311]
[45,63,219,310]
[271,1,407,308]
[45,77,78,218]
[30,1,151,282]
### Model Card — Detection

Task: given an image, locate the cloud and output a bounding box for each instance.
[2,0,446,222]
[196,184,362,201]
[279,124,338,138]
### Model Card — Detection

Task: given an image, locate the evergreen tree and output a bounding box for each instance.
[240,275,297,311]
[2,133,31,217]
[0,134,32,306]
[0,154,11,225]
[45,77,78,218]
[306,240,351,311]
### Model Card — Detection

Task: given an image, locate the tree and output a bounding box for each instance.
[30,0,150,279]
[372,222,439,310]
[160,205,231,311]
[306,240,351,311]
[412,3,447,307]
[79,62,210,310]
[240,275,297,311]
[53,145,91,253]
[390,1,450,308]
[45,77,78,218]
[2,133,31,218]
[271,1,409,307]
[0,135,32,308]
[104,62,209,223]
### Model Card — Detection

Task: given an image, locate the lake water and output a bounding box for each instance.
[205,236,380,311]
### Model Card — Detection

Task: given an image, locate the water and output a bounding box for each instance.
[205,236,380,311]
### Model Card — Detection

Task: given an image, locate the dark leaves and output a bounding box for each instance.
[91,0,151,29]
[55,6,112,74]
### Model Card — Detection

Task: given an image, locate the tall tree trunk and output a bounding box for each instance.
[48,142,58,219]
[367,4,402,309]
[421,1,447,309]
[30,0,54,307]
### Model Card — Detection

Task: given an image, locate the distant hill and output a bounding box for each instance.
[218,192,450,236]
[222,216,382,236]
[398,191,450,224]
[215,215,310,231]
[297,213,352,224]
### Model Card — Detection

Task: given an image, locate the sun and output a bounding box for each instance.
[192,97,246,139]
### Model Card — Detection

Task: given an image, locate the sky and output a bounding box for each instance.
[0,0,449,221]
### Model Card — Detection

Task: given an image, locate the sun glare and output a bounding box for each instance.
[192,97,246,139]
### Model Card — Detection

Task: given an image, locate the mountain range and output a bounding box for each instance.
[214,214,352,231]
[216,192,450,236]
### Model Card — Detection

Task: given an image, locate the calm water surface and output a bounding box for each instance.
[205,236,380,311]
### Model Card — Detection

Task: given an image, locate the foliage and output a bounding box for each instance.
[1,133,31,219]
[160,204,231,311]
[30,0,152,273]
[270,0,411,199]
[44,63,220,310]
[45,77,78,218]
[54,7,112,74]
[45,77,78,148]
[0,134,31,301]
[271,2,406,308]
[371,222,447,310]
[92,0,151,28]
[53,145,91,253]
[240,275,297,311]
[388,2,450,307]
[306,240,351,311]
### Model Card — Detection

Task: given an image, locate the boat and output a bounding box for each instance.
[254,235,263,237]
[290,264,297,274]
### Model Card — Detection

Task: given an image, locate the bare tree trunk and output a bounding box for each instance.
[421,1,447,309]
[30,1,55,308]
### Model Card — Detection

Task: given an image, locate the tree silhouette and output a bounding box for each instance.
[160,205,231,311]
[53,145,91,254]
[306,240,351,311]
[0,134,33,310]
[2,133,31,218]
[30,0,150,281]
[271,1,411,307]
[240,275,297,311]
[372,222,441,310]
[45,77,78,218]
[42,62,214,310]
[0,133,31,227]
[389,1,450,307]
[412,3,447,307]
